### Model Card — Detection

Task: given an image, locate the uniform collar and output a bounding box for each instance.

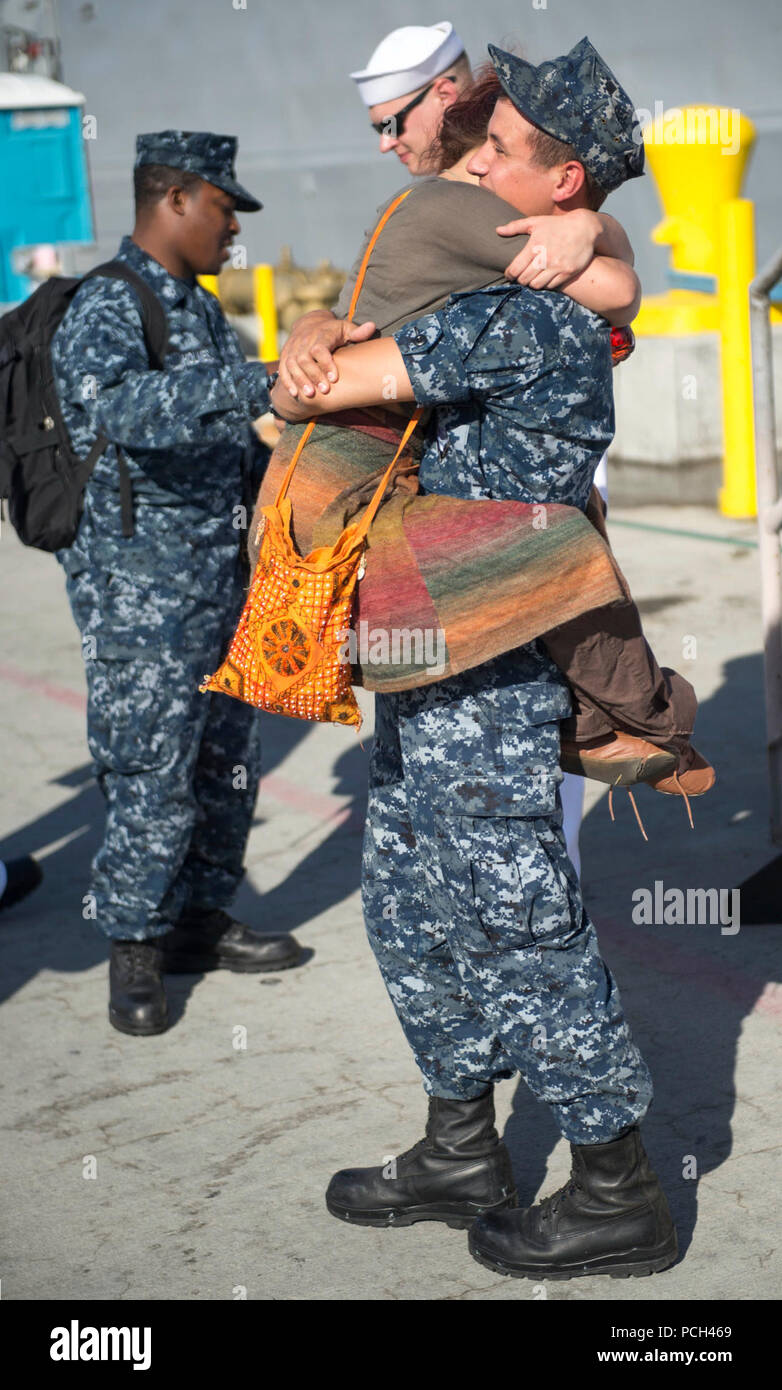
[115,235,196,308]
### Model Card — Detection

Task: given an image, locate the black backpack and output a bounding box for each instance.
[0,261,168,551]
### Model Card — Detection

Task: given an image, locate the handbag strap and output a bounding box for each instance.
[346,188,414,322]
[274,187,416,510]
[273,418,317,506]
[352,405,423,545]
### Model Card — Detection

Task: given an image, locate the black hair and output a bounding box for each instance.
[133,163,204,213]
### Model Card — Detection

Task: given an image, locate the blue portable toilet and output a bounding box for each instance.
[0,71,94,304]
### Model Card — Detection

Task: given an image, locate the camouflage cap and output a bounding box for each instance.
[134,130,262,211]
[487,36,643,194]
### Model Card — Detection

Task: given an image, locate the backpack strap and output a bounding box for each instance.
[82,261,169,368]
[275,188,417,511]
[80,260,170,536]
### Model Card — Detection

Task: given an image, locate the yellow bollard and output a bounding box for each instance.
[718,199,757,518]
[645,108,755,277]
[253,264,278,363]
[197,275,220,298]
[635,106,756,336]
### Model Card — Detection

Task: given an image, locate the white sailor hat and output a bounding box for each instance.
[350,21,466,108]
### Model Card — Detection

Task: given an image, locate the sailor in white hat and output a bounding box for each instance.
[350,21,471,175]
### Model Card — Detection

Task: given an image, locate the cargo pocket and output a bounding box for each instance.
[490,679,572,817]
[96,572,162,662]
[524,816,589,946]
[97,569,227,663]
[434,815,536,957]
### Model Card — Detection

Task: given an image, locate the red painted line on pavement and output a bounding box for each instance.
[260,773,354,825]
[596,914,782,1022]
[0,662,87,712]
[0,661,356,824]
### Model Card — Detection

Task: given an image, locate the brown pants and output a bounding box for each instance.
[542,490,696,756]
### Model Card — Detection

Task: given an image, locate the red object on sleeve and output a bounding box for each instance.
[610,325,635,365]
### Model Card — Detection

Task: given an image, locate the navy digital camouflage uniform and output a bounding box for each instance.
[52,232,270,941]
[487,36,646,195]
[359,34,652,1147]
[361,283,653,1146]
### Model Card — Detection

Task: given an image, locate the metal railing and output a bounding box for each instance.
[750,245,782,843]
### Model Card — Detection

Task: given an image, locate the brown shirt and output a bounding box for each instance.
[334,177,530,335]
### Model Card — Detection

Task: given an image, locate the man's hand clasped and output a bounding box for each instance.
[278,310,377,404]
[274,207,637,416]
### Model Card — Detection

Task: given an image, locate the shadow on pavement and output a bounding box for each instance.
[243,738,367,936]
[0,708,366,1009]
[503,650,780,1267]
[2,647,779,1275]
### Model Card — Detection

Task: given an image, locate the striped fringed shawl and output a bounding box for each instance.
[249,407,630,693]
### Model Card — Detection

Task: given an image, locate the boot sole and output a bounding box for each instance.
[560,749,677,786]
[468,1228,678,1280]
[108,1006,170,1036]
[161,950,301,975]
[326,1193,518,1231]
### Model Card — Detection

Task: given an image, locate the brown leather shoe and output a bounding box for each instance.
[560,732,677,786]
[648,744,715,798]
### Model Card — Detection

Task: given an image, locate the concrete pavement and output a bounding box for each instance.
[1,503,779,1301]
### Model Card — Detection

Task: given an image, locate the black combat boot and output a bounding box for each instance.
[326,1089,517,1229]
[109,940,169,1036]
[469,1124,677,1279]
[0,855,43,912]
[160,908,300,974]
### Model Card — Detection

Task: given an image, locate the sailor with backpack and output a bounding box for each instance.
[0,130,301,1035]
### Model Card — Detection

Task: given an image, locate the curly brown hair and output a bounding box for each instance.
[425,62,503,171]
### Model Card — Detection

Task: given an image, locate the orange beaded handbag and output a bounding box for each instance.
[199,190,421,731]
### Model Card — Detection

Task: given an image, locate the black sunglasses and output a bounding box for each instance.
[371,81,436,137]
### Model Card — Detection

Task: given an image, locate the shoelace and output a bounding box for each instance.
[539,1175,584,1222]
[607,770,695,841]
[668,770,695,829]
[393,1138,428,1172]
[607,780,648,840]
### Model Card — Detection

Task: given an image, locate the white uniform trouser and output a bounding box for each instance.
[562,454,609,879]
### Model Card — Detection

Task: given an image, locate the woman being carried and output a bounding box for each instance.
[250,67,712,809]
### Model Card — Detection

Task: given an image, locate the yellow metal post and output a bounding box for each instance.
[718,199,757,518]
[253,264,279,363]
[198,275,220,298]
[635,107,756,338]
